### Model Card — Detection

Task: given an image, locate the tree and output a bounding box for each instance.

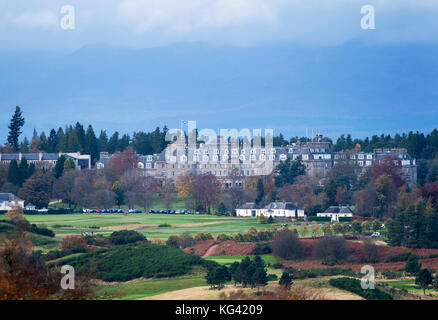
[217,202,227,216]
[252,267,268,293]
[54,155,66,178]
[313,236,349,265]
[310,222,322,237]
[206,265,230,290]
[298,222,308,237]
[111,181,125,208]
[63,158,76,174]
[18,173,52,209]
[416,269,433,295]
[352,221,362,234]
[7,106,25,151]
[322,223,333,236]
[405,254,421,275]
[256,179,265,204]
[257,213,265,224]
[7,160,20,186]
[274,158,306,188]
[271,229,303,260]
[85,125,100,164]
[279,272,293,288]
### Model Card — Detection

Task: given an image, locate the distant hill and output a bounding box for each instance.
[0,42,437,140]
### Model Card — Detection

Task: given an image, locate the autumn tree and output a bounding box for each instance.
[18,173,52,209]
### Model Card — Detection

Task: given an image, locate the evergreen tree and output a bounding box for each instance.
[7,159,20,186]
[20,137,30,153]
[18,158,29,186]
[98,130,108,153]
[54,155,67,178]
[47,129,58,153]
[416,269,433,295]
[85,125,99,164]
[63,158,76,174]
[274,158,307,187]
[256,179,265,204]
[279,272,293,288]
[405,254,421,275]
[7,106,25,151]
[107,132,120,154]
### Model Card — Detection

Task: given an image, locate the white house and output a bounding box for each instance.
[236,201,305,219]
[0,193,25,211]
[236,203,263,217]
[263,202,305,219]
[317,206,354,222]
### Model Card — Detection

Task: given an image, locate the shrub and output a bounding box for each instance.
[30,224,55,237]
[109,230,146,245]
[271,229,304,260]
[361,239,379,262]
[267,274,278,281]
[60,235,87,251]
[313,236,349,265]
[158,224,171,228]
[381,270,403,279]
[251,243,272,255]
[385,252,414,262]
[194,232,214,242]
[329,277,392,300]
[60,242,206,282]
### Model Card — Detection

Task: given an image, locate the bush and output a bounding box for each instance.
[329,277,393,300]
[271,229,304,260]
[313,236,349,265]
[109,230,146,245]
[158,224,171,228]
[381,270,403,279]
[307,216,331,222]
[272,262,284,269]
[30,224,55,237]
[385,252,414,262]
[60,242,206,282]
[60,235,87,251]
[251,243,272,255]
[267,274,278,281]
[361,239,378,263]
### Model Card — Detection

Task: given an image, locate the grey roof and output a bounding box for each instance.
[323,206,353,214]
[1,154,19,160]
[0,193,23,202]
[238,202,262,210]
[42,153,59,160]
[265,202,299,210]
[21,154,40,160]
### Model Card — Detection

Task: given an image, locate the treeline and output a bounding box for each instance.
[2,105,170,165]
[333,130,438,160]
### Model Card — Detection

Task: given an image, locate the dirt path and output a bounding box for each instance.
[140,285,252,300]
[202,244,219,257]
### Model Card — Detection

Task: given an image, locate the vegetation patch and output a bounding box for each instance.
[59,242,209,282]
[329,277,393,300]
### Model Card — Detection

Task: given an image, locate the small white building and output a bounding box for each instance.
[317,206,354,222]
[263,202,305,219]
[236,203,263,217]
[0,193,25,211]
[236,201,305,219]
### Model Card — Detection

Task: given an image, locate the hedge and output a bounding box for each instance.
[329,277,393,300]
[0,209,77,215]
[338,217,352,222]
[307,216,331,222]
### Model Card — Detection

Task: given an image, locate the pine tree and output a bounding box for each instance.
[85,125,99,164]
[256,179,264,204]
[7,159,21,186]
[7,106,25,151]
[107,132,120,153]
[18,158,29,186]
[54,155,66,178]
[98,130,108,152]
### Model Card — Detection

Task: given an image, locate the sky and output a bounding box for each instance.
[1,0,438,51]
[0,0,438,142]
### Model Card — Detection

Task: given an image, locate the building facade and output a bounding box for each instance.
[0,152,91,170]
[0,193,24,211]
[96,134,417,186]
[236,202,305,219]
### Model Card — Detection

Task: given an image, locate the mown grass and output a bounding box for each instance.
[386,280,438,296]
[204,255,277,266]
[0,214,297,239]
[96,275,208,300]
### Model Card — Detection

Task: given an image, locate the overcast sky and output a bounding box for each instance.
[1,0,438,51]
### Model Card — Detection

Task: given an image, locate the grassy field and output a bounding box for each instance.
[204,255,277,266]
[2,213,301,240]
[386,280,438,296]
[96,275,208,300]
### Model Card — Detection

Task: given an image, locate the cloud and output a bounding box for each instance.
[3,10,58,29]
[117,0,277,34]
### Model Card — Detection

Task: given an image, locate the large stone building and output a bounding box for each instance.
[0,152,91,170]
[96,134,417,186]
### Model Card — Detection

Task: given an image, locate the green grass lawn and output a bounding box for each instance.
[1,213,297,239]
[96,275,208,300]
[204,255,277,266]
[386,280,438,296]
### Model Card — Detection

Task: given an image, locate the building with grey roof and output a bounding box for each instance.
[317,206,354,222]
[0,193,24,211]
